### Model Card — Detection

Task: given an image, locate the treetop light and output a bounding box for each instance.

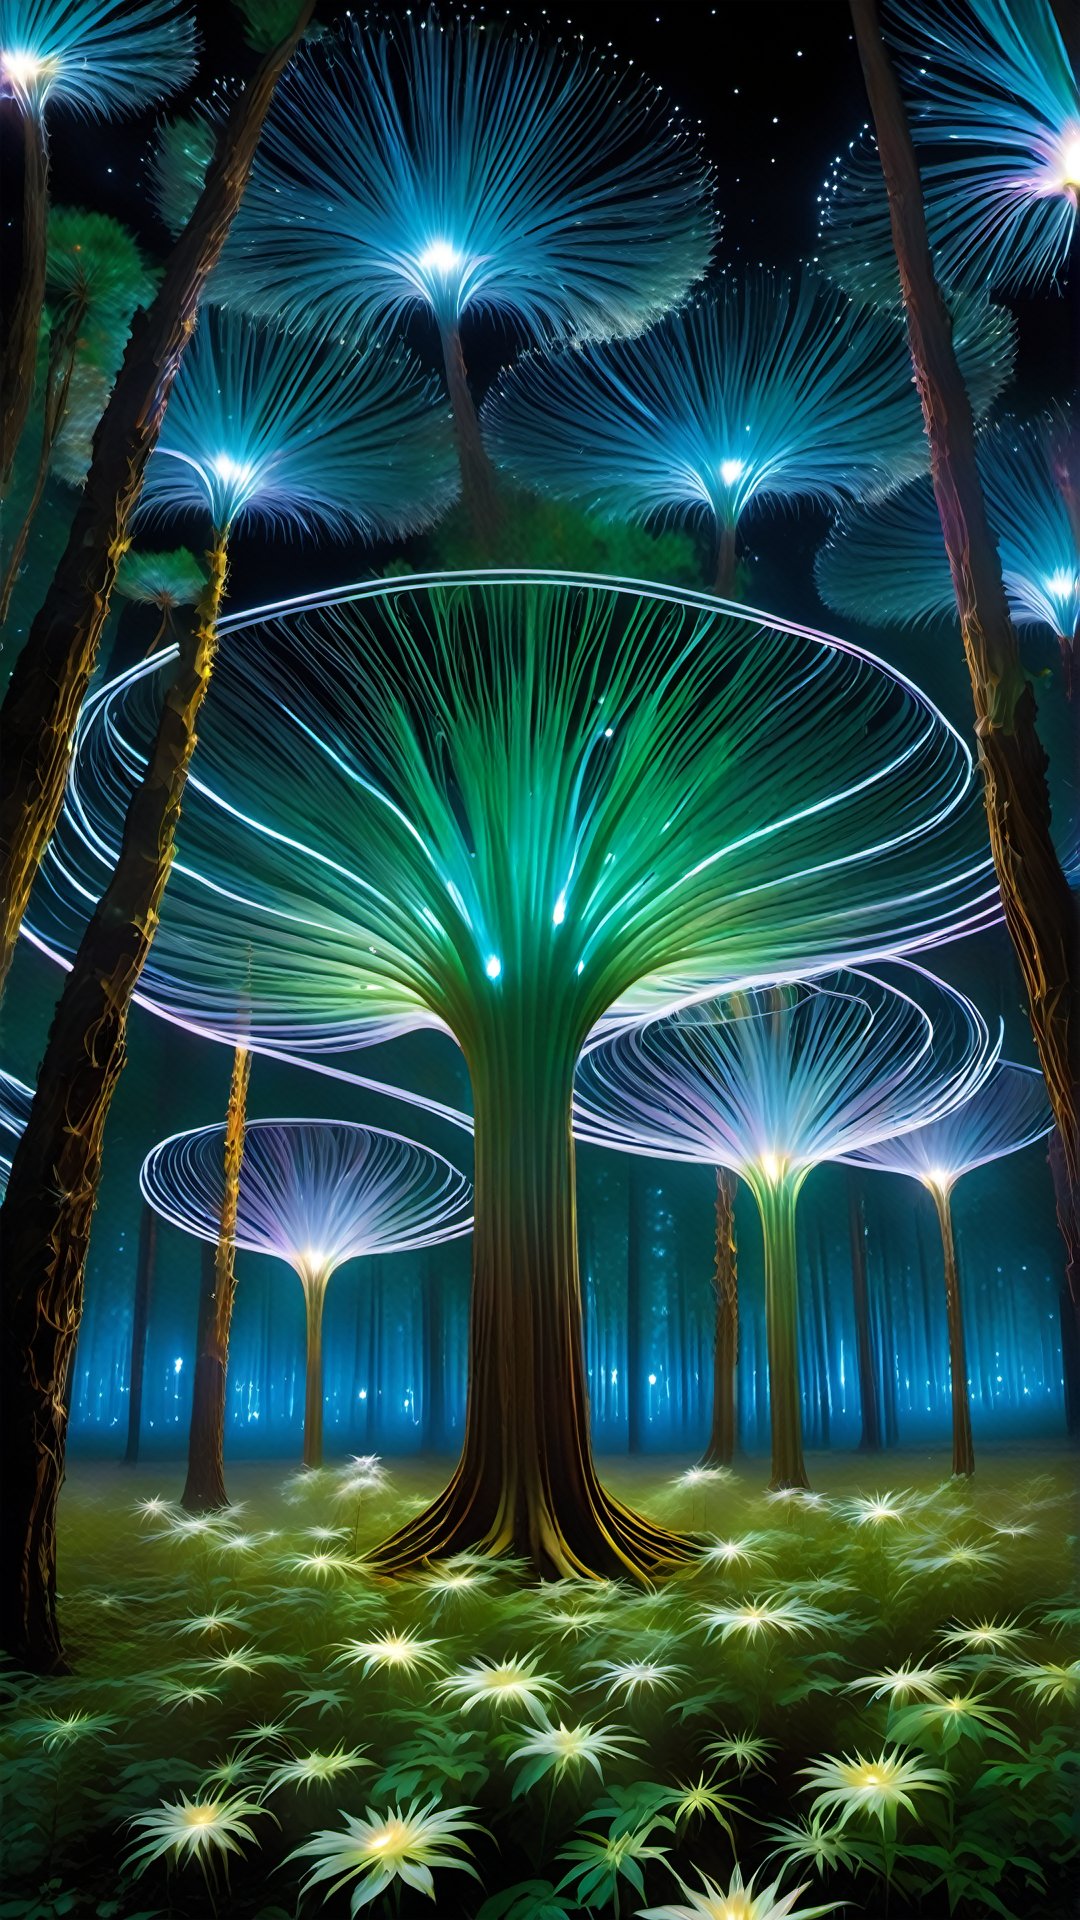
[0,1,197,120]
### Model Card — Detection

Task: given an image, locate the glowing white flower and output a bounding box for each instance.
[331,1629,444,1678]
[288,1797,483,1909]
[507,1710,640,1794]
[436,1651,562,1717]
[799,1745,950,1831]
[638,1861,841,1919]
[264,1743,369,1795]
[125,1792,264,1882]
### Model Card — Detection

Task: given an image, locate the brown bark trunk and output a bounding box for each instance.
[301,1272,328,1469]
[848,1169,882,1451]
[931,1185,974,1477]
[712,522,738,598]
[850,0,1080,1300]
[439,322,502,549]
[0,111,49,487]
[370,1015,694,1580]
[700,1167,738,1467]
[0,304,85,624]
[122,1200,158,1466]
[181,1040,251,1512]
[0,542,228,1668]
[0,0,316,999]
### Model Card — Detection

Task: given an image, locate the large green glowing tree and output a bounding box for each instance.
[27,575,995,1577]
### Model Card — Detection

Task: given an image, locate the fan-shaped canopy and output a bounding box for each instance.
[26,574,997,1062]
[842,1061,1053,1194]
[141,1118,472,1281]
[0,0,196,120]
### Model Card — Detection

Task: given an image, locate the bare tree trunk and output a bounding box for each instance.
[700,1167,738,1466]
[122,1200,158,1467]
[181,1042,251,1512]
[625,1165,646,1452]
[439,322,502,548]
[848,1169,882,1451]
[301,1274,328,1469]
[1049,1129,1080,1434]
[930,1186,974,1477]
[422,1253,446,1451]
[0,0,316,999]
[0,111,48,486]
[712,523,738,598]
[850,0,1080,1315]
[0,305,85,623]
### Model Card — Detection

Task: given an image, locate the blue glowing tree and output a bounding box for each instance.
[0,0,197,480]
[25,574,996,1574]
[142,1120,472,1468]
[216,12,715,534]
[818,0,1079,302]
[816,410,1080,693]
[575,964,996,1489]
[483,273,1014,593]
[845,1062,1053,1474]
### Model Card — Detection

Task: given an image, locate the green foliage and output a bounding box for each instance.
[115,550,208,611]
[231,0,310,54]
[426,486,704,588]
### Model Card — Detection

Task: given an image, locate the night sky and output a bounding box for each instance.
[0,0,1072,1453]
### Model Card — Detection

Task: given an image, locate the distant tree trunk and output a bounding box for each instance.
[365,1261,381,1447]
[0,297,88,624]
[625,1166,646,1452]
[850,0,1080,1339]
[0,110,48,486]
[122,1201,158,1466]
[301,1274,329,1469]
[930,1185,974,1477]
[1049,1130,1080,1433]
[701,1167,738,1466]
[422,1254,446,1451]
[811,1229,831,1447]
[0,0,316,1000]
[848,1171,882,1451]
[439,323,502,547]
[181,1044,251,1512]
[878,1240,900,1445]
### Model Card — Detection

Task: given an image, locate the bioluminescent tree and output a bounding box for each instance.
[820,1,1078,302]
[816,412,1080,692]
[844,1063,1053,1476]
[113,548,208,661]
[848,0,1080,1372]
[24,575,996,1578]
[0,1069,32,1199]
[142,1120,473,1471]
[1,206,159,622]
[574,965,996,1489]
[0,0,196,482]
[216,13,715,536]
[482,273,1015,594]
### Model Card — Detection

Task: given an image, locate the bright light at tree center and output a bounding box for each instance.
[484,954,502,981]
[759,1149,784,1184]
[1,49,49,93]
[418,241,463,277]
[1046,567,1078,603]
[719,458,746,486]
[1057,129,1080,192]
[211,453,256,489]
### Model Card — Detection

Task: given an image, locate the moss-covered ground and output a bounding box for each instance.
[1,1447,1076,1920]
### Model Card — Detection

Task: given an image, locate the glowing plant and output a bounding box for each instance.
[482,272,1014,592]
[332,1630,445,1679]
[639,1863,841,1920]
[141,1120,471,1467]
[798,1744,950,1834]
[0,1068,32,1198]
[125,1790,265,1886]
[818,0,1079,299]
[436,1651,563,1720]
[506,1711,640,1794]
[288,1796,484,1911]
[115,547,208,655]
[217,12,714,530]
[574,965,997,1489]
[29,575,996,1576]
[845,1062,1053,1475]
[816,411,1080,692]
[0,0,196,481]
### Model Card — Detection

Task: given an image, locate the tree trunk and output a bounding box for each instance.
[181,1042,251,1511]
[0,111,48,487]
[848,1169,882,1451]
[700,1167,738,1467]
[439,322,502,548]
[122,1200,158,1466]
[301,1272,329,1469]
[0,538,228,1668]
[422,1253,446,1451]
[625,1165,646,1451]
[1049,1128,1080,1434]
[712,523,738,598]
[0,310,84,624]
[930,1185,974,1477]
[757,1175,810,1490]
[0,0,316,999]
[370,1019,694,1580]
[850,0,1080,1306]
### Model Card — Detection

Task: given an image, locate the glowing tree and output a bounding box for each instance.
[25,575,995,1577]
[216,13,715,536]
[112,548,208,663]
[0,1069,32,1199]
[844,1063,1053,1475]
[482,273,1014,594]
[819,1,1078,302]
[574,965,996,1489]
[142,1120,472,1469]
[0,0,196,482]
[1,206,158,622]
[816,411,1080,693]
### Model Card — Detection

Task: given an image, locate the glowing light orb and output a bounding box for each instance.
[1057,129,1080,192]
[1046,567,1078,604]
[484,954,502,980]
[418,241,463,277]
[210,452,256,490]
[719,457,745,486]
[1,49,48,91]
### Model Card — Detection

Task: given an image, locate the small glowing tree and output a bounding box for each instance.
[26,575,995,1574]
[844,1062,1053,1475]
[0,0,195,480]
[819,1,1079,300]
[216,12,715,535]
[482,273,1014,594]
[142,1119,472,1469]
[816,411,1079,696]
[575,965,996,1489]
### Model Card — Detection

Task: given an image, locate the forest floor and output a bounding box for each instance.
[1,1446,1076,1920]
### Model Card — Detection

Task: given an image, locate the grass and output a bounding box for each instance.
[0,1448,1076,1919]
